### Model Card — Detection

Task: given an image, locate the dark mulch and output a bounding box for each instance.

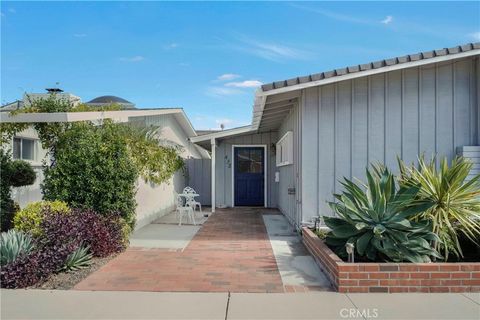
[30,254,117,290]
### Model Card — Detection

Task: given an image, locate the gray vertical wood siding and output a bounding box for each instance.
[278,105,298,226]
[301,57,479,222]
[213,132,278,208]
[185,158,212,205]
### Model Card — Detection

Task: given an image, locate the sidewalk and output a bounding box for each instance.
[2,289,479,320]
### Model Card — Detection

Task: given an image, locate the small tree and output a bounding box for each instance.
[0,150,36,231]
[41,122,138,227]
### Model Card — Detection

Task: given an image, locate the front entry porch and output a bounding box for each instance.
[75,208,330,293]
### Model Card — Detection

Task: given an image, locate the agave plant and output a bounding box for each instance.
[0,229,34,266]
[398,156,480,261]
[61,245,93,272]
[324,165,441,263]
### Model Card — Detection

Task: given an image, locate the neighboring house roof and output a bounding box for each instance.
[251,42,480,131]
[87,95,136,109]
[0,108,198,138]
[0,100,24,111]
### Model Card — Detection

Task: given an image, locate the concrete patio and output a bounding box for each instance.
[74,208,331,293]
[2,289,479,320]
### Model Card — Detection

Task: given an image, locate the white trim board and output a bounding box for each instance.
[231,145,268,208]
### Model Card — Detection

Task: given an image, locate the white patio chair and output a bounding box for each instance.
[183,187,202,214]
[176,195,195,226]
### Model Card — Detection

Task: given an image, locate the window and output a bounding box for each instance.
[276,131,293,166]
[12,137,35,161]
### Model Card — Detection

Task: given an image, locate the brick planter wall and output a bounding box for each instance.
[302,227,480,293]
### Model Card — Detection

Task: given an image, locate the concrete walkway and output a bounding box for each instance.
[2,289,479,319]
[262,214,331,291]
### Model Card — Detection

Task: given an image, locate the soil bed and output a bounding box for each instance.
[30,254,117,290]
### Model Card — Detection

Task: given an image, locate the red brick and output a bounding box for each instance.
[349,272,369,279]
[452,272,471,279]
[421,280,441,286]
[463,279,480,286]
[369,273,389,279]
[358,280,379,286]
[408,287,429,293]
[431,272,450,279]
[418,265,439,272]
[472,273,480,279]
[439,265,460,272]
[461,265,480,272]
[338,265,359,272]
[440,279,461,286]
[390,272,410,279]
[400,265,418,272]
[398,279,421,286]
[339,279,358,286]
[390,287,409,293]
[410,273,430,279]
[430,287,450,293]
[450,287,469,293]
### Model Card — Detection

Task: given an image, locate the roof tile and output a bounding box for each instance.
[372,60,385,68]
[311,73,324,81]
[347,65,360,73]
[447,46,461,54]
[434,48,447,56]
[298,75,311,83]
[273,81,287,89]
[360,63,372,71]
[335,68,348,76]
[286,78,299,86]
[260,42,479,92]
[409,53,422,61]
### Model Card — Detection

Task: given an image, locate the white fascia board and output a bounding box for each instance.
[189,125,255,143]
[251,49,480,130]
[0,109,183,123]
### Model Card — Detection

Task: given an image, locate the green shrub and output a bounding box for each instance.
[398,156,480,261]
[61,245,93,272]
[0,150,36,231]
[324,165,442,263]
[0,229,34,266]
[13,201,70,236]
[42,122,138,227]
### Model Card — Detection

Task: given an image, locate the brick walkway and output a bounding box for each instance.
[75,208,286,292]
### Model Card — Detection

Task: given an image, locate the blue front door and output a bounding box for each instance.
[234,147,265,206]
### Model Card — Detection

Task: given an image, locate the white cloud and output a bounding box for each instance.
[225,80,263,88]
[119,55,145,62]
[164,43,178,50]
[469,32,480,41]
[381,16,393,25]
[233,35,311,62]
[205,86,243,97]
[290,4,372,25]
[217,73,241,81]
[73,33,87,38]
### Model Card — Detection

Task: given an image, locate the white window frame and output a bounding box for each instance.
[276,131,293,167]
[12,137,36,161]
[231,145,268,208]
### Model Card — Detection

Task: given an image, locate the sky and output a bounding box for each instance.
[1,1,479,130]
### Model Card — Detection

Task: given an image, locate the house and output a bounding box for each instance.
[190,42,480,229]
[1,92,210,229]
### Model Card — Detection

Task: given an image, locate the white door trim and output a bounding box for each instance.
[231,145,268,208]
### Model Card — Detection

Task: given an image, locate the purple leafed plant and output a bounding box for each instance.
[0,207,128,288]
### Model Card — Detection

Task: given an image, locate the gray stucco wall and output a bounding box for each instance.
[301,56,479,222]
[214,132,278,208]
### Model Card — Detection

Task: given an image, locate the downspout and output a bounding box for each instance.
[211,138,216,213]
